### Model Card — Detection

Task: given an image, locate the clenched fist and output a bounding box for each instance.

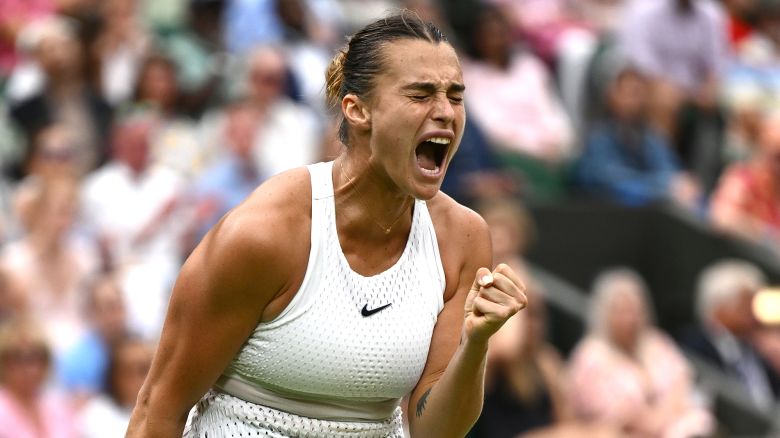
[463,263,527,344]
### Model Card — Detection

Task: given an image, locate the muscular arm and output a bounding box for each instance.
[126,170,309,437]
[407,205,526,437]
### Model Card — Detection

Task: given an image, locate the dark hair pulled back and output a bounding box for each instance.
[325,10,448,144]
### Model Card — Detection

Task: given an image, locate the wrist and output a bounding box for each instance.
[460,330,490,356]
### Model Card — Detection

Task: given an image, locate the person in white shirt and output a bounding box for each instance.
[81,114,185,340]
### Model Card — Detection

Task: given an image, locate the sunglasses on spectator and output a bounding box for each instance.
[40,148,76,162]
[251,71,284,86]
[2,348,49,365]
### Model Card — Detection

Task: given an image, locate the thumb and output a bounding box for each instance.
[465,267,494,312]
[472,267,494,290]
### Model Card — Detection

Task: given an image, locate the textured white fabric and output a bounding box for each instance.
[186,391,405,438]
[185,161,445,436]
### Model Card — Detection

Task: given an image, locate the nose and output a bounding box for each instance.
[431,93,456,125]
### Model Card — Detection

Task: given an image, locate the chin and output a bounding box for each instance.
[415,189,440,201]
[407,177,444,201]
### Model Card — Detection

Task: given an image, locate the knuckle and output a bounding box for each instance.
[498,308,513,320]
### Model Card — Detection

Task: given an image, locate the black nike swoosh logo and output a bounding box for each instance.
[361,303,392,317]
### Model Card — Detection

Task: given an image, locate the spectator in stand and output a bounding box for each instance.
[485,0,599,131]
[90,0,151,106]
[275,0,335,114]
[200,45,322,179]
[461,4,574,200]
[620,0,728,137]
[76,336,153,438]
[569,268,714,437]
[183,101,266,253]
[723,0,760,51]
[738,0,780,64]
[721,0,780,163]
[477,198,536,277]
[439,117,518,206]
[484,0,589,65]
[619,0,728,190]
[20,123,82,181]
[573,67,701,208]
[157,0,231,116]
[132,56,177,116]
[56,273,128,400]
[0,176,98,355]
[474,199,535,363]
[711,111,780,247]
[475,286,619,438]
[80,114,185,340]
[245,45,322,173]
[0,0,55,79]
[0,317,77,438]
[10,123,85,249]
[223,0,342,55]
[131,53,202,179]
[473,204,616,437]
[679,260,780,409]
[9,16,113,180]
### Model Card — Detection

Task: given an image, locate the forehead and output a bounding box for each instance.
[377,39,462,88]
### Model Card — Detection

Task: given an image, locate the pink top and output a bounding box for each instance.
[568,331,713,436]
[462,53,573,161]
[0,388,76,438]
[711,162,780,231]
[0,0,56,73]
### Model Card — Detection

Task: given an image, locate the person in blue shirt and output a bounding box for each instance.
[56,273,128,398]
[183,101,266,253]
[574,67,701,207]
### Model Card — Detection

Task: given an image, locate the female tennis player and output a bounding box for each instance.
[126,11,527,438]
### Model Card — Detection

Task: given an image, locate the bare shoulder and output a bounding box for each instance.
[193,167,313,305]
[425,192,492,301]
[212,167,312,251]
[426,191,491,252]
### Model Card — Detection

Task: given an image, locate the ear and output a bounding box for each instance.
[341,93,371,132]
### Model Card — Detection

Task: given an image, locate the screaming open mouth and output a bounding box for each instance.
[415,137,450,175]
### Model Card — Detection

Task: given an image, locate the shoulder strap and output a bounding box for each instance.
[307,161,334,200]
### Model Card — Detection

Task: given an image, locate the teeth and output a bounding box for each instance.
[420,165,441,176]
[427,137,450,145]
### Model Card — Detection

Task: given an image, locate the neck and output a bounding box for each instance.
[29,229,62,256]
[335,154,414,239]
[6,385,39,408]
[49,75,83,98]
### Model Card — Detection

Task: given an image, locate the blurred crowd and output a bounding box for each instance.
[1,0,780,436]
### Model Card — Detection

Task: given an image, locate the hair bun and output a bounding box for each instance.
[325,46,348,109]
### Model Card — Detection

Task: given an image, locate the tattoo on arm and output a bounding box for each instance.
[415,388,432,418]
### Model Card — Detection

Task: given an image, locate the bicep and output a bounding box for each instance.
[139,220,284,421]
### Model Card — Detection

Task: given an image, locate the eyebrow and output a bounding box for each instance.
[401,82,466,93]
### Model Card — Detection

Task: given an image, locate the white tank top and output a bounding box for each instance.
[215,161,446,421]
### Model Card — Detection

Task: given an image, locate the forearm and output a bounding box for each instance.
[125,418,185,438]
[126,387,190,437]
[409,336,489,437]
